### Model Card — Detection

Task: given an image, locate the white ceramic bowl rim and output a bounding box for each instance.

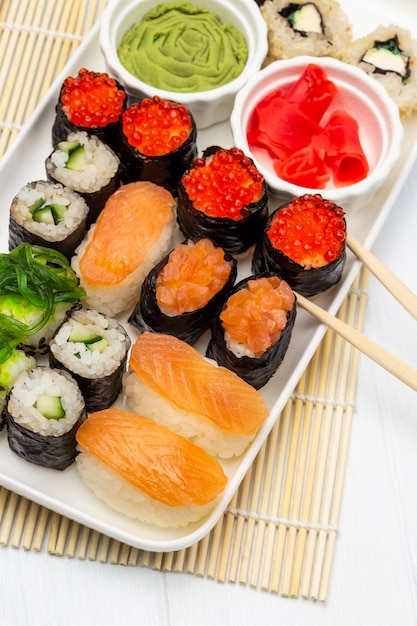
[230,56,404,202]
[99,0,268,104]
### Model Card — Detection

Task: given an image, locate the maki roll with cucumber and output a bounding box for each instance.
[129,237,237,344]
[341,25,417,119]
[5,366,87,470]
[252,194,346,296]
[260,0,352,62]
[49,308,131,412]
[45,131,122,225]
[9,181,89,260]
[206,274,296,389]
[52,68,127,153]
[177,146,268,256]
[119,96,198,195]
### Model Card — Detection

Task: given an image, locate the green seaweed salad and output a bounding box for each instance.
[0,243,85,365]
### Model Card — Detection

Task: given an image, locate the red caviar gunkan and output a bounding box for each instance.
[252,194,347,297]
[177,146,269,256]
[119,96,197,193]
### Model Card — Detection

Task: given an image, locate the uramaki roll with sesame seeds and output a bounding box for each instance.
[252,193,347,297]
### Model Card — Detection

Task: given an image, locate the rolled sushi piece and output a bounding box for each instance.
[45,130,122,225]
[128,237,237,344]
[123,331,270,458]
[340,25,417,119]
[119,96,198,194]
[49,308,131,412]
[8,180,89,260]
[0,350,36,428]
[5,366,87,470]
[177,146,269,257]
[71,181,176,317]
[75,408,228,528]
[51,68,127,152]
[206,274,296,389]
[260,0,353,62]
[252,193,346,296]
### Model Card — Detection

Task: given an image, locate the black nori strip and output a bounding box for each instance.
[118,110,198,196]
[128,239,238,344]
[5,405,86,471]
[48,324,131,413]
[8,208,87,262]
[176,147,269,256]
[206,273,297,389]
[51,78,128,154]
[45,138,123,226]
[252,206,346,297]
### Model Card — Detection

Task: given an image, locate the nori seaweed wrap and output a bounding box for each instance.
[8,180,89,261]
[118,97,198,195]
[177,146,269,256]
[5,367,87,471]
[206,273,296,389]
[128,238,237,344]
[51,68,127,153]
[252,194,346,297]
[48,308,131,412]
[45,130,122,225]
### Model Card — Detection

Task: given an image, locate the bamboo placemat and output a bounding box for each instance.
[0,0,367,602]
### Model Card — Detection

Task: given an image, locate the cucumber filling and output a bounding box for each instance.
[362,37,410,81]
[68,320,108,353]
[57,141,89,172]
[280,3,324,36]
[29,199,67,225]
[35,394,66,420]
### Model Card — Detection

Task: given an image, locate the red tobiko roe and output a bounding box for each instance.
[122,96,193,157]
[60,68,126,128]
[267,194,346,268]
[182,148,264,220]
[247,63,369,189]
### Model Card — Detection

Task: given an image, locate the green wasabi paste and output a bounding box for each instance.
[117,2,248,93]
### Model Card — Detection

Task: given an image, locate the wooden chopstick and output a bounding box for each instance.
[347,234,417,321]
[295,291,417,392]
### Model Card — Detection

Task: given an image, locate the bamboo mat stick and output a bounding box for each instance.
[65,521,81,558]
[10,496,30,548]
[139,550,152,568]
[196,529,210,576]
[109,539,121,564]
[217,490,239,582]
[288,346,322,597]
[281,371,315,597]
[22,502,41,550]
[172,548,186,573]
[239,442,267,584]
[300,307,346,598]
[227,468,253,582]
[260,402,292,590]
[128,547,139,567]
[76,525,91,560]
[0,487,9,524]
[204,518,221,577]
[32,506,50,551]
[270,378,306,593]
[87,530,100,561]
[0,491,19,545]
[98,534,110,563]
[249,416,281,587]
[153,551,164,570]
[185,540,199,575]
[47,512,61,554]
[317,272,368,601]
[0,0,12,21]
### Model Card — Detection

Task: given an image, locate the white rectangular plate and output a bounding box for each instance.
[0,0,416,552]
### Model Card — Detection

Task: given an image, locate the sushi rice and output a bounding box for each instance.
[76,450,220,528]
[123,368,255,459]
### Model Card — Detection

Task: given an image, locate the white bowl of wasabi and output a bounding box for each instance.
[99,0,268,128]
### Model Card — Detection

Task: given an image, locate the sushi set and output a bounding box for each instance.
[0,0,417,552]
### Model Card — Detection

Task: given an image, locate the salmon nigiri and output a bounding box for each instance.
[123,332,270,458]
[71,181,176,316]
[76,408,228,528]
